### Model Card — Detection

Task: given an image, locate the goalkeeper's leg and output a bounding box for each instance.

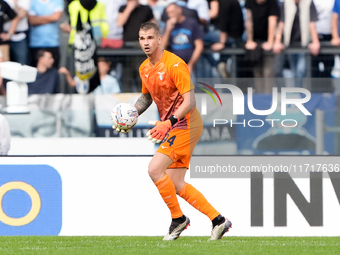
[148,152,189,240]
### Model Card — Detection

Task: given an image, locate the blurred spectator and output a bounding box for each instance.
[98,0,125,48]
[0,0,19,62]
[167,0,210,27]
[245,0,279,93]
[58,0,73,93]
[330,0,340,84]
[0,84,4,95]
[4,0,30,65]
[204,0,219,44]
[187,0,210,26]
[196,0,220,78]
[28,0,63,68]
[58,66,76,89]
[211,0,244,78]
[273,0,320,87]
[332,0,340,46]
[0,113,10,155]
[211,0,244,51]
[161,0,200,24]
[239,0,248,41]
[93,57,121,94]
[28,49,60,94]
[161,2,204,74]
[59,57,121,94]
[117,0,154,43]
[117,0,154,92]
[96,0,125,93]
[0,49,5,95]
[147,0,167,33]
[310,0,334,92]
[68,0,108,47]
[273,0,285,81]
[60,0,108,94]
[67,0,108,94]
[208,0,218,21]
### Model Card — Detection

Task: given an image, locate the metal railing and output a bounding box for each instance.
[97,42,340,78]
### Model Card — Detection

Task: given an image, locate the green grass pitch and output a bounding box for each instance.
[0,236,339,255]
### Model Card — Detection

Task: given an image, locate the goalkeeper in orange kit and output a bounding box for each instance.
[113,22,231,241]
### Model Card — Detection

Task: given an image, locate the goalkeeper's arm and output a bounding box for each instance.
[134,93,153,116]
[171,90,195,121]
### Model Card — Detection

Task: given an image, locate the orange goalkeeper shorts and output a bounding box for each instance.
[157,108,203,169]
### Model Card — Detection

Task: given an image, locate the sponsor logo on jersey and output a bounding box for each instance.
[174,62,180,67]
[158,72,164,81]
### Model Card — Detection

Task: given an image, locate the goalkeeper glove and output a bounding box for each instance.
[112,123,131,133]
[146,115,178,143]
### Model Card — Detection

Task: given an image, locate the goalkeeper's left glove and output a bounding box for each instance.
[146,115,178,143]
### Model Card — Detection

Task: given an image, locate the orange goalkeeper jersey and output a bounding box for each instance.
[139,50,199,129]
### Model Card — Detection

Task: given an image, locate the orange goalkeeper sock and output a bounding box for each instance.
[179,183,220,221]
[155,173,183,219]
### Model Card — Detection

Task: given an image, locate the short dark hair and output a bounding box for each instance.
[36,49,50,61]
[97,57,111,65]
[139,22,160,35]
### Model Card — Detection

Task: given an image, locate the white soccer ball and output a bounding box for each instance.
[111,103,138,130]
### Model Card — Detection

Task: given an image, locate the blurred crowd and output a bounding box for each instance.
[0,0,340,95]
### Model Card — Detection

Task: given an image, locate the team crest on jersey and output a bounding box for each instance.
[158,72,164,81]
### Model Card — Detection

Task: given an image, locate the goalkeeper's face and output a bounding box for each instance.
[139,28,161,56]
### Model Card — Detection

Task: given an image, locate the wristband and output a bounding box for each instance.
[169,115,178,126]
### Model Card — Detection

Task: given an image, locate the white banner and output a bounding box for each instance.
[8,138,157,155]
[0,157,339,236]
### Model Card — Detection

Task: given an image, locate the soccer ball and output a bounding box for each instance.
[111,103,138,130]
